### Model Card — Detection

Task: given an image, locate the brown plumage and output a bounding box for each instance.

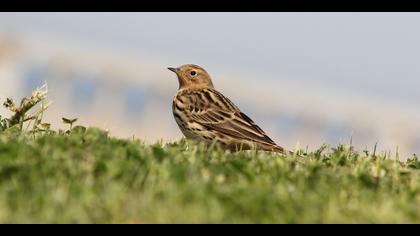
[168,64,284,153]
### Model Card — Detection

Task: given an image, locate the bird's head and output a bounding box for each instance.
[168,64,214,89]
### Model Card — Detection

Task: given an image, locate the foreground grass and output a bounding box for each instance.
[0,128,419,223]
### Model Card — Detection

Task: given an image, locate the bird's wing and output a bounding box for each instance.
[180,88,283,150]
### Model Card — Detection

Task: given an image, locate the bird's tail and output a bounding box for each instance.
[265,144,305,158]
[259,143,285,153]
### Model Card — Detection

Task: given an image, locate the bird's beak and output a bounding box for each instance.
[168,67,178,73]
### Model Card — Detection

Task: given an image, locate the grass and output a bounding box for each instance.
[0,86,419,223]
[0,128,419,223]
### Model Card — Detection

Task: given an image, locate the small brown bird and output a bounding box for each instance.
[168,64,285,153]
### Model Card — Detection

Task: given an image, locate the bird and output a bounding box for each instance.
[168,64,285,153]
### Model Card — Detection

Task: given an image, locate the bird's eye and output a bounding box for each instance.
[190,71,197,76]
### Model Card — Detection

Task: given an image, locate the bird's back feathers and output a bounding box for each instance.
[172,88,284,153]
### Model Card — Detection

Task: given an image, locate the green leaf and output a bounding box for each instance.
[62,117,78,124]
[37,123,51,130]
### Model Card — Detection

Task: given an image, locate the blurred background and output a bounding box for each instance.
[1,12,420,158]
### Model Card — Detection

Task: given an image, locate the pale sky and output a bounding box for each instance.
[1,12,420,106]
